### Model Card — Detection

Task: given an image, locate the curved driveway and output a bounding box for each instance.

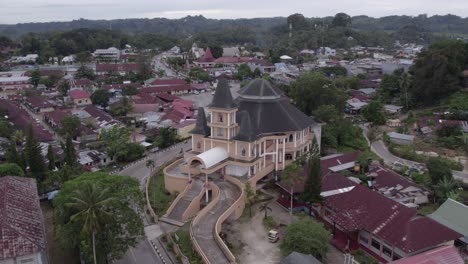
[192,181,241,264]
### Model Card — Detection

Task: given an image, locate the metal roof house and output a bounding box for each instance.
[430,198,468,246]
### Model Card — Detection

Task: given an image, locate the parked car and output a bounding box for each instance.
[268,230,279,243]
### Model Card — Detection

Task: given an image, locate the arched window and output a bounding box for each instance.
[241,147,246,157]
[289,134,293,142]
[196,141,201,149]
[218,113,223,123]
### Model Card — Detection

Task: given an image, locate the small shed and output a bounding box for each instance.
[387,132,414,145]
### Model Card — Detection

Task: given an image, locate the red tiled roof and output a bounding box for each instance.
[83,105,114,123]
[173,99,193,109]
[0,176,46,260]
[392,245,464,264]
[140,84,194,94]
[25,96,54,109]
[155,93,181,102]
[70,78,94,87]
[45,109,71,124]
[197,47,215,63]
[133,93,163,105]
[325,184,461,254]
[68,89,91,100]
[95,63,139,73]
[150,79,187,86]
[369,166,429,193]
[1,99,54,142]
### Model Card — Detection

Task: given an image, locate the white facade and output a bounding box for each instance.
[94,47,121,60]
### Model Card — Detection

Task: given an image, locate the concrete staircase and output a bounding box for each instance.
[161,179,204,226]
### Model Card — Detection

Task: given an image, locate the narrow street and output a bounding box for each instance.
[114,140,192,264]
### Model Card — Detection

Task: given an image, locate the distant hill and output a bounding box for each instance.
[1,14,468,38]
[0,16,286,38]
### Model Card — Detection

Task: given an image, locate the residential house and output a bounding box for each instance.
[69,79,95,90]
[173,119,196,138]
[140,85,194,95]
[247,59,276,74]
[68,89,92,106]
[1,99,54,142]
[78,150,113,169]
[95,63,139,76]
[0,76,31,97]
[94,47,121,61]
[24,96,55,113]
[0,176,48,264]
[387,132,414,145]
[386,119,402,127]
[384,104,403,115]
[391,245,464,264]
[368,166,430,206]
[194,48,216,68]
[430,198,468,248]
[322,181,461,262]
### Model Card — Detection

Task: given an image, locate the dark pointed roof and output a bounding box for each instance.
[236,79,315,135]
[209,79,237,109]
[190,108,210,136]
[234,111,256,142]
[239,78,284,99]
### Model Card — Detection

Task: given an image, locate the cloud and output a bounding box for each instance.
[0,0,468,24]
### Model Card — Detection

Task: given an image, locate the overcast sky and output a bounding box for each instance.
[1,0,467,24]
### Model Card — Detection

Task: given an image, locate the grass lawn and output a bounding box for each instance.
[148,169,177,216]
[172,229,203,264]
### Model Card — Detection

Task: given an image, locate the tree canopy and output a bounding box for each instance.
[410,39,468,106]
[280,218,331,260]
[91,89,112,108]
[53,172,144,263]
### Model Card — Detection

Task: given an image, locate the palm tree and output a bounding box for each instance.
[282,162,303,215]
[145,159,155,172]
[66,183,115,264]
[434,177,460,203]
[259,202,272,219]
[244,182,257,217]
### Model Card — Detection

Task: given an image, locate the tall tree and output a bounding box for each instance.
[282,162,303,215]
[145,159,155,172]
[290,72,347,116]
[110,97,133,117]
[30,69,41,88]
[426,157,453,185]
[410,39,468,105]
[91,89,112,108]
[155,127,178,149]
[99,126,132,160]
[76,64,95,80]
[332,13,352,27]
[361,100,386,125]
[60,115,81,138]
[67,183,115,264]
[244,182,256,217]
[302,140,322,204]
[58,81,71,97]
[25,123,46,182]
[63,135,77,167]
[280,218,331,261]
[434,177,460,203]
[54,172,144,263]
[47,144,55,171]
[259,202,272,219]
[209,46,223,58]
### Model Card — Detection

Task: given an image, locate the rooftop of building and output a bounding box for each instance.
[0,176,46,260]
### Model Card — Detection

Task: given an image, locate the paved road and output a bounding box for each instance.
[372,138,468,184]
[192,180,241,264]
[114,141,192,264]
[153,54,177,77]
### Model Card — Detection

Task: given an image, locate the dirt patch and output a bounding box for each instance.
[225,201,299,264]
[41,201,80,264]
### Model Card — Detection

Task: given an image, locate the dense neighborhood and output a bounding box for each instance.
[0,9,468,264]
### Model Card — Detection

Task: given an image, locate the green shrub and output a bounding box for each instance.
[263,216,277,230]
[351,249,378,264]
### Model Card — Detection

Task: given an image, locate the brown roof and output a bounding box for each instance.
[150,79,188,86]
[25,96,54,109]
[325,184,461,254]
[140,84,194,94]
[95,63,139,73]
[0,176,46,260]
